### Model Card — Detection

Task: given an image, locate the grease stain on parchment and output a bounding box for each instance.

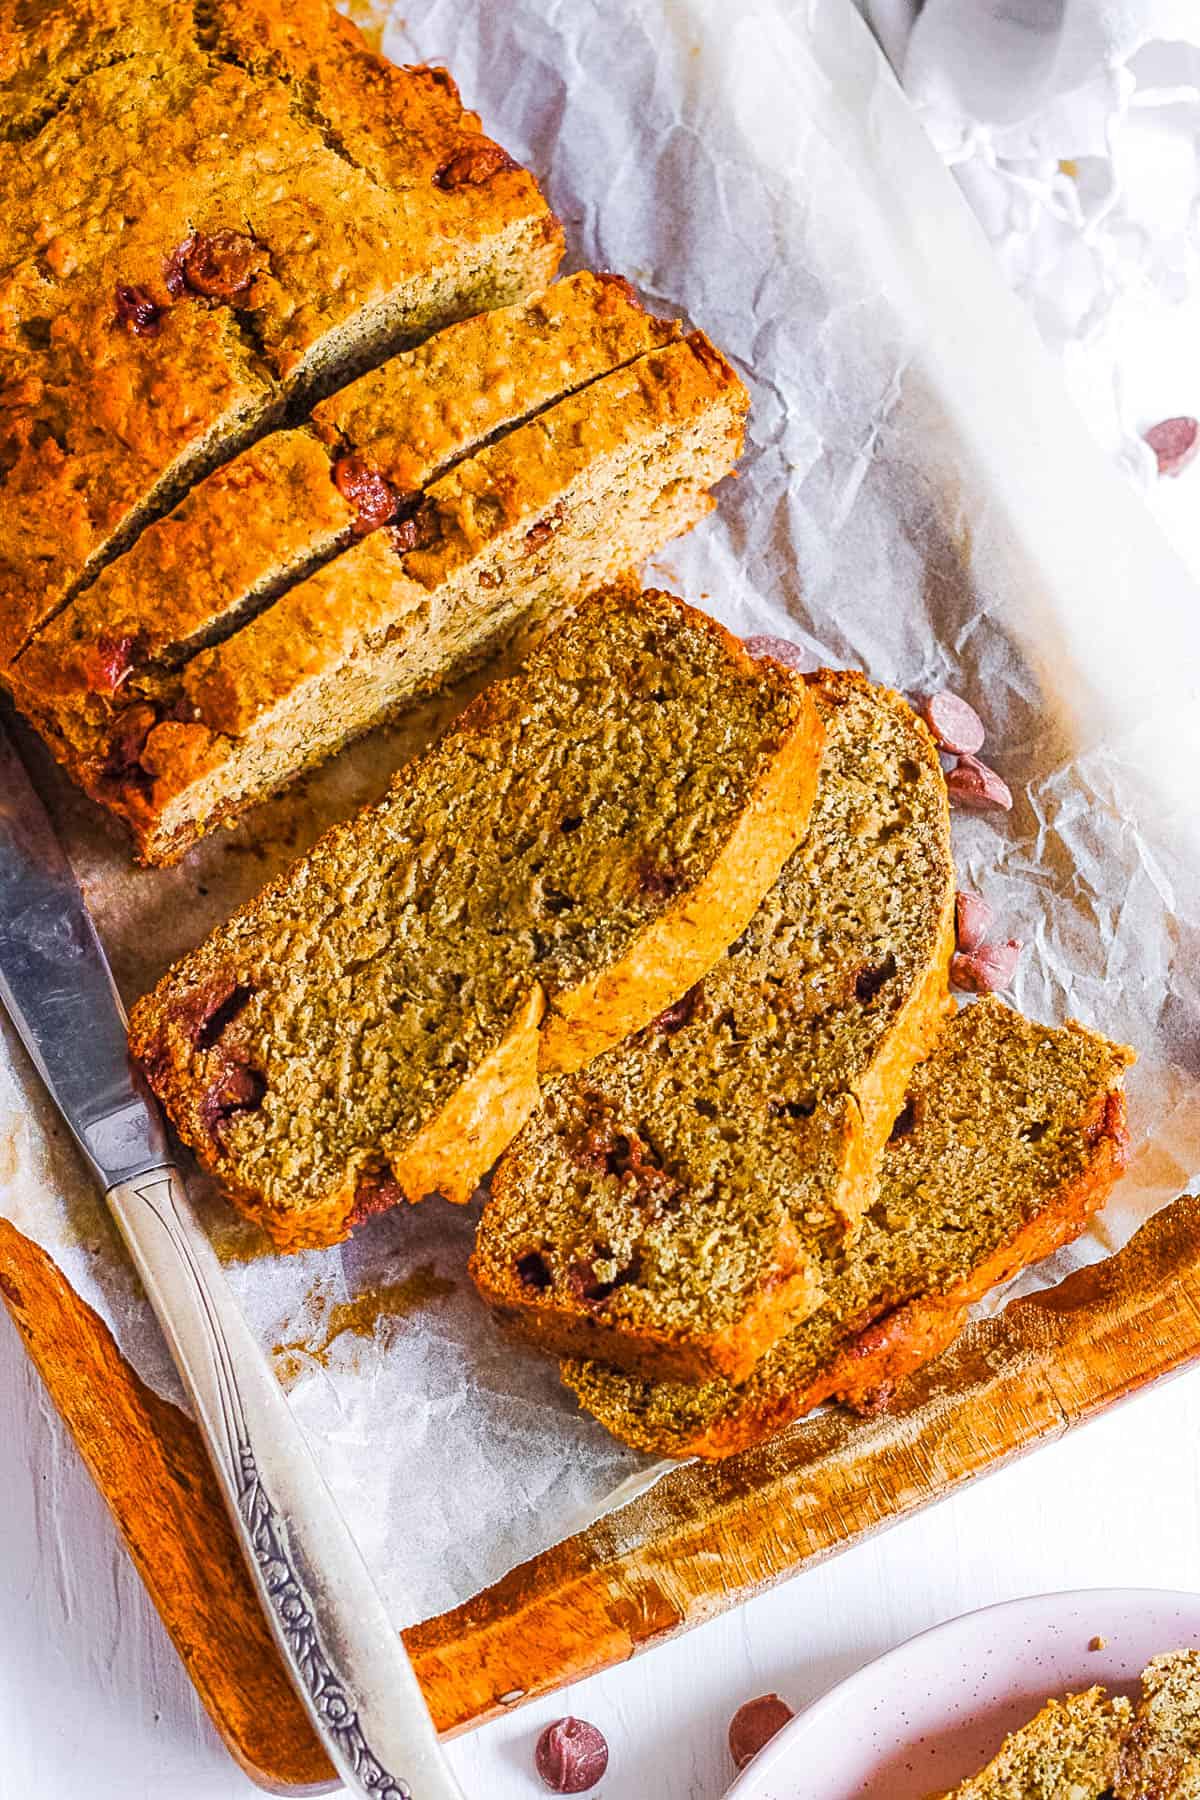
[272,1264,456,1385]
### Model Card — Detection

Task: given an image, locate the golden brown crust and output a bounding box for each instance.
[0,4,560,666]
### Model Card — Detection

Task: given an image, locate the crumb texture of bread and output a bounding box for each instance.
[9,284,737,865]
[473,671,957,1384]
[128,588,824,1251]
[561,997,1133,1455]
[1116,1651,1200,1799]
[0,0,561,667]
[939,1689,1133,1799]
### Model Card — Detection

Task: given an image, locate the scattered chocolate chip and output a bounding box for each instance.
[728,1693,794,1771]
[166,229,267,304]
[82,632,138,694]
[524,517,558,554]
[568,1253,640,1305]
[922,689,985,755]
[435,140,519,190]
[635,855,683,900]
[534,1717,609,1793]
[946,754,1013,812]
[651,981,705,1036]
[1144,415,1200,478]
[114,284,164,338]
[950,939,1022,994]
[743,634,817,673]
[516,1251,551,1291]
[955,889,993,953]
[332,453,399,533]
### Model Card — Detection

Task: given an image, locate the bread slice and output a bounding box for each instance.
[561,999,1132,1458]
[1116,1652,1200,1798]
[473,670,956,1383]
[0,2,561,665]
[13,321,742,864]
[10,275,689,860]
[938,1689,1133,1799]
[129,588,825,1251]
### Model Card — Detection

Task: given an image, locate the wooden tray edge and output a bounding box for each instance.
[3,1194,1199,1787]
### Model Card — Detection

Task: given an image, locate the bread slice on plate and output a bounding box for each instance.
[0,0,561,666]
[129,588,824,1251]
[472,670,956,1384]
[560,998,1133,1458]
[1116,1651,1200,1798]
[11,274,707,863]
[938,1687,1133,1799]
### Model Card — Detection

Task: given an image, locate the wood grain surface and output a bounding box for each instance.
[2,1195,1199,1792]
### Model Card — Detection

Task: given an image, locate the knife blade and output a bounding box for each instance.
[0,724,465,1800]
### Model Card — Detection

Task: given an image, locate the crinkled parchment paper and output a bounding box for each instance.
[3,0,1200,1630]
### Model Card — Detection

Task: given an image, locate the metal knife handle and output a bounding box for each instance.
[106,1163,465,1800]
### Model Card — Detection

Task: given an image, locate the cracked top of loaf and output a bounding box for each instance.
[0,0,562,665]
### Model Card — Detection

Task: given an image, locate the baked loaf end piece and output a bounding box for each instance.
[0,0,560,666]
[473,670,956,1384]
[1116,1652,1200,1798]
[129,589,824,1251]
[939,1689,1133,1799]
[11,274,688,863]
[562,999,1133,1458]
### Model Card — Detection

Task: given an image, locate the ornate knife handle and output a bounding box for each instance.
[106,1164,465,1800]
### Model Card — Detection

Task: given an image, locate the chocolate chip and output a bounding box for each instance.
[650,981,705,1035]
[516,1251,551,1291]
[82,632,138,694]
[434,140,519,190]
[955,889,993,953]
[888,1094,918,1141]
[950,938,1023,994]
[854,952,896,1004]
[348,1162,404,1226]
[195,982,253,1050]
[743,633,817,673]
[114,284,164,338]
[534,1717,609,1793]
[922,689,985,756]
[728,1693,794,1771]
[946,754,1013,812]
[166,229,267,304]
[200,1063,266,1140]
[332,453,399,533]
[1144,415,1200,478]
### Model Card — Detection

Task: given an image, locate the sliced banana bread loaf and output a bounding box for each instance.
[11,276,698,862]
[940,1689,1133,1799]
[1116,1652,1200,1798]
[15,326,740,864]
[561,999,1132,1458]
[473,670,956,1384]
[0,0,561,666]
[129,589,824,1251]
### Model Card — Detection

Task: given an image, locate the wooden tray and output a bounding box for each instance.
[3,1194,1200,1791]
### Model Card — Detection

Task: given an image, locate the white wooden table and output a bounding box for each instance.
[4,1302,1200,1798]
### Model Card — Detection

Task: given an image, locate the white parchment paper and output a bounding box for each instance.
[3,0,1200,1631]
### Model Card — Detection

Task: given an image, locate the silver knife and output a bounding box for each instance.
[0,724,466,1800]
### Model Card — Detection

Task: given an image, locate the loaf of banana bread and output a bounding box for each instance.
[129,588,825,1250]
[560,999,1132,1458]
[473,670,956,1383]
[0,0,561,668]
[12,275,727,862]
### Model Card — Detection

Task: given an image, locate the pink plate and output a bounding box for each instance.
[724,1588,1200,1799]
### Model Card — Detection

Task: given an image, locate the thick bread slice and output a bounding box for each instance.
[561,999,1133,1458]
[1116,1653,1200,1799]
[938,1689,1133,1799]
[10,275,683,854]
[16,327,743,864]
[129,588,825,1251]
[473,670,956,1383]
[0,5,560,665]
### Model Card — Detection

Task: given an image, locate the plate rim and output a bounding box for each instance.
[723,1583,1200,1798]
